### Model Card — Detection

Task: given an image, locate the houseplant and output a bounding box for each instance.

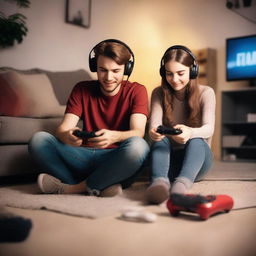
[0,0,30,48]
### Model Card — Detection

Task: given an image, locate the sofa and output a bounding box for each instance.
[0,67,92,178]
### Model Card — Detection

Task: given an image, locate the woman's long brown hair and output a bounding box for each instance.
[161,48,202,127]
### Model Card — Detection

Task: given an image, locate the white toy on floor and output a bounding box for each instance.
[120,206,157,223]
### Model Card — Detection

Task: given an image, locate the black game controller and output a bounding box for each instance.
[73,130,97,139]
[156,125,182,135]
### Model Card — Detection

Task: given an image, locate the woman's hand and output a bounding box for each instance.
[149,127,165,141]
[171,124,192,144]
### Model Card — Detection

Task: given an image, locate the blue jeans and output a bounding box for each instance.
[28,132,149,193]
[150,137,213,183]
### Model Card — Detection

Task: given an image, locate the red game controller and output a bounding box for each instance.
[166,193,234,220]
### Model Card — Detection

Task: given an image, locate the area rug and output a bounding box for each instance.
[0,182,146,219]
[0,180,255,219]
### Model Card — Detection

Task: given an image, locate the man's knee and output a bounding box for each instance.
[125,136,149,159]
[28,131,55,152]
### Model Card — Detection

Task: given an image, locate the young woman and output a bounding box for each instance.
[146,45,216,204]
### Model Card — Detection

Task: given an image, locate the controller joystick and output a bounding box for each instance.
[156,125,182,135]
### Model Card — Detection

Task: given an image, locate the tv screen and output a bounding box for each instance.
[226,34,256,82]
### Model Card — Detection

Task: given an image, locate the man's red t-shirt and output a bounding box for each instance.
[65,80,148,148]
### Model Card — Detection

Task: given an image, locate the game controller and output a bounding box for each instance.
[166,193,234,220]
[73,130,97,139]
[156,125,182,135]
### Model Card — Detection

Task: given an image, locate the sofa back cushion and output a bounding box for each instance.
[0,71,65,117]
[0,67,92,105]
[43,69,92,105]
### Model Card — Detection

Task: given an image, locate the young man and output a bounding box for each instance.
[28,39,149,197]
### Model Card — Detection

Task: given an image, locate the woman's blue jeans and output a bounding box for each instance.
[28,131,149,193]
[150,137,213,183]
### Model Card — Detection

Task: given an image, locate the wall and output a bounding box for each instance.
[1,0,256,159]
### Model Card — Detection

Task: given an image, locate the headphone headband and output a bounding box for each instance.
[159,45,199,79]
[89,39,135,76]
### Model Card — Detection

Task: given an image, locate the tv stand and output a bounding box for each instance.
[221,88,256,162]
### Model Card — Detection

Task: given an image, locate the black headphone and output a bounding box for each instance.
[159,45,199,79]
[88,39,135,76]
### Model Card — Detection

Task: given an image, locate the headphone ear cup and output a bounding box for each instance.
[89,57,97,72]
[190,63,199,79]
[124,61,134,76]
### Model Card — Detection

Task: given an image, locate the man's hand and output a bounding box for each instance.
[58,128,83,147]
[55,113,81,146]
[55,113,147,148]
[87,113,147,148]
[87,129,119,149]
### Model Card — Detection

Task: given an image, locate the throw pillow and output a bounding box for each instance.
[0,71,65,117]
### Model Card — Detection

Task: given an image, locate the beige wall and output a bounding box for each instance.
[1,0,256,158]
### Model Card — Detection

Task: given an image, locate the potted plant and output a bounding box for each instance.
[0,0,30,48]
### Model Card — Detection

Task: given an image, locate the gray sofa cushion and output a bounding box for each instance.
[0,67,41,75]
[41,69,92,105]
[0,116,83,144]
[0,116,63,144]
[0,145,35,176]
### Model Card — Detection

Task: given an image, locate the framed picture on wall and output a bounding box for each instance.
[65,0,91,28]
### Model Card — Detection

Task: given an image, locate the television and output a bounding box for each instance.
[226,34,256,86]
